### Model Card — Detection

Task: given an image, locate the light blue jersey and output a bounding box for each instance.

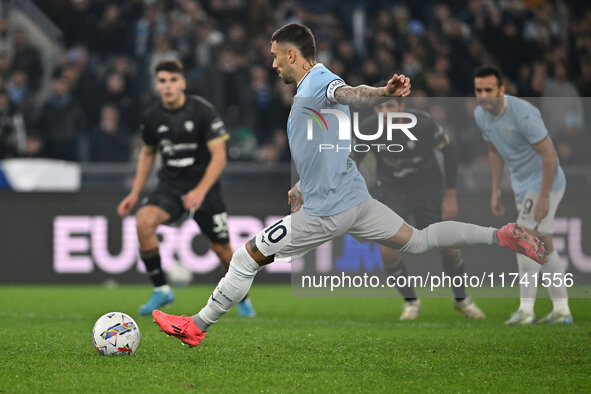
[288,63,370,216]
[474,95,566,203]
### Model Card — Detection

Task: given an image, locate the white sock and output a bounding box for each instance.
[155,284,172,293]
[542,249,570,315]
[517,253,539,314]
[193,245,260,331]
[400,221,495,254]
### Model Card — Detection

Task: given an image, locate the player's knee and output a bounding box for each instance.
[516,217,537,236]
[135,209,160,235]
[247,237,275,265]
[399,227,430,255]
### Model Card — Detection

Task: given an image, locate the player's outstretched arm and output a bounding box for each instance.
[487,142,505,216]
[334,74,411,106]
[434,132,458,220]
[532,136,557,221]
[288,181,304,213]
[117,144,157,216]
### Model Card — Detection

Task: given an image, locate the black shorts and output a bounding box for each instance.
[142,182,230,244]
[374,184,443,230]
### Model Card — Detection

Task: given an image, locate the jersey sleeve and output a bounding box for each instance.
[518,104,548,145]
[140,111,158,147]
[202,105,229,143]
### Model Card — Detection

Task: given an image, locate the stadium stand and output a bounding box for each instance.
[0,0,588,168]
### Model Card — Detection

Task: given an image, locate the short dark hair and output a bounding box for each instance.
[155,60,184,74]
[474,65,503,86]
[271,23,316,60]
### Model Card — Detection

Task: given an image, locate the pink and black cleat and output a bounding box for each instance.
[496,223,547,265]
[152,310,206,348]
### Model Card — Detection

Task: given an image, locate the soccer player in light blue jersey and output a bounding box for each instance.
[153,25,548,347]
[474,65,572,325]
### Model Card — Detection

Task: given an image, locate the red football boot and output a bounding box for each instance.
[152,310,206,348]
[496,223,547,265]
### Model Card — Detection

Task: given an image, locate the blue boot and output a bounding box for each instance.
[237,297,256,317]
[139,288,175,316]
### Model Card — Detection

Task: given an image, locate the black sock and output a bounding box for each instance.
[442,251,466,301]
[140,249,166,287]
[384,257,418,301]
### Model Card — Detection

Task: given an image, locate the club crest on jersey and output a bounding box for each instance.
[184,120,195,132]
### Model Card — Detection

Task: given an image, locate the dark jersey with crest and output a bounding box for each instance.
[360,108,450,191]
[141,95,228,192]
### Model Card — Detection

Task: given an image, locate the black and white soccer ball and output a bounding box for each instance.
[92,312,140,356]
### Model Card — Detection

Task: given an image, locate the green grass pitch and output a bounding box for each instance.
[0,285,590,393]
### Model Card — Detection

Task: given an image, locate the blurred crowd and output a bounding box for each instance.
[0,0,588,166]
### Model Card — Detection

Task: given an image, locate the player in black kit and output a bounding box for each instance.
[117,60,255,317]
[358,98,485,320]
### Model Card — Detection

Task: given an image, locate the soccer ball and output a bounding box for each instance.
[92,312,140,356]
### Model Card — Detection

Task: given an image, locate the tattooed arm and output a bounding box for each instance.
[334,74,411,106]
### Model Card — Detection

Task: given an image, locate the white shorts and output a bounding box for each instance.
[255,197,405,261]
[516,188,565,235]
